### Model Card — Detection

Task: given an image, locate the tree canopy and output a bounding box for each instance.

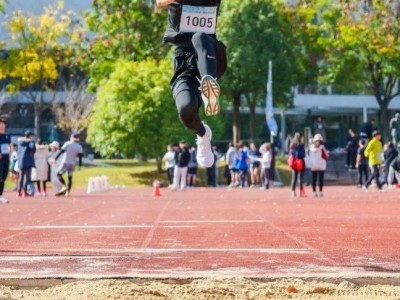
[289,0,400,136]
[86,0,167,90]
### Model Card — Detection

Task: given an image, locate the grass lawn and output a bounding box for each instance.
[6,159,292,190]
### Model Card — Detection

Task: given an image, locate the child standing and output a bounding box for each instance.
[258,143,272,190]
[162,145,176,187]
[10,143,18,191]
[356,139,369,188]
[364,131,384,192]
[289,133,306,197]
[235,141,249,188]
[309,134,329,197]
[187,146,198,187]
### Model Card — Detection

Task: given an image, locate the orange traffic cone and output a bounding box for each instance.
[300,186,307,197]
[153,179,161,197]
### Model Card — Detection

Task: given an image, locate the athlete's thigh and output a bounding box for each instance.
[173,77,201,110]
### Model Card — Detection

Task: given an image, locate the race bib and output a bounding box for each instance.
[1,143,9,155]
[377,153,384,161]
[179,5,217,34]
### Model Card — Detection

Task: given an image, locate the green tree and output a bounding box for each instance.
[86,0,167,90]
[0,1,87,137]
[290,0,400,138]
[218,0,302,143]
[88,59,224,167]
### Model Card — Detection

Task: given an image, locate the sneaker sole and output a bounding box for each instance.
[201,76,220,116]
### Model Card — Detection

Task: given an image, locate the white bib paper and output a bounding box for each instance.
[1,143,9,155]
[179,5,217,34]
[377,153,384,161]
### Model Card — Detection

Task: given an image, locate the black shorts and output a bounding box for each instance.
[171,41,228,89]
[188,167,198,175]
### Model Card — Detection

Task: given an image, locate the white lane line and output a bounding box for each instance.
[242,206,335,264]
[141,199,172,248]
[160,220,265,224]
[12,225,196,230]
[1,248,312,255]
[19,225,153,229]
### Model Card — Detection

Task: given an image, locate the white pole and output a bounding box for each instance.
[363,107,368,123]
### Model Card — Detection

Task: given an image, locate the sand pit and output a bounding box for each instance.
[1,278,400,300]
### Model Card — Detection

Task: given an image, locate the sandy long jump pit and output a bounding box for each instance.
[0,186,400,299]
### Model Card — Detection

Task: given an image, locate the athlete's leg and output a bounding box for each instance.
[173,78,206,137]
[191,32,217,78]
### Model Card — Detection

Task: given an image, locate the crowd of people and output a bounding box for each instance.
[0,118,83,204]
[162,139,277,191]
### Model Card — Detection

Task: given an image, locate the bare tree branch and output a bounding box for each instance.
[52,80,96,135]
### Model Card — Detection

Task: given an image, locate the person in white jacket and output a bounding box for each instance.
[309,134,329,197]
[258,143,272,190]
[31,139,50,196]
[48,141,62,193]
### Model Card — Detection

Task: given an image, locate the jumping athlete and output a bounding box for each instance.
[54,133,83,197]
[156,0,227,168]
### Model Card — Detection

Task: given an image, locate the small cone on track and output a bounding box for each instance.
[153,179,161,197]
[300,187,307,197]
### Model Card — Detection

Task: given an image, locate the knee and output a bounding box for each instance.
[191,32,208,48]
[178,104,197,126]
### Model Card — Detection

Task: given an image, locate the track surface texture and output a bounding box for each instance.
[0,186,399,279]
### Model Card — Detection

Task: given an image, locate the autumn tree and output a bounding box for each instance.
[289,0,400,138]
[0,1,87,138]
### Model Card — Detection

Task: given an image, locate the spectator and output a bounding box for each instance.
[187,146,198,187]
[390,113,400,146]
[172,141,190,191]
[258,143,272,190]
[10,143,18,192]
[235,141,249,188]
[206,146,218,187]
[360,118,376,140]
[346,129,359,170]
[48,141,62,193]
[388,154,400,189]
[384,141,398,186]
[162,144,176,187]
[248,142,261,188]
[356,139,369,188]
[290,133,306,197]
[32,139,50,196]
[284,134,293,156]
[363,131,384,192]
[54,133,83,197]
[17,131,36,197]
[226,142,239,188]
[309,134,329,198]
[314,116,327,142]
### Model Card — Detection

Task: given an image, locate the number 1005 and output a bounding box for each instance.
[186,16,213,28]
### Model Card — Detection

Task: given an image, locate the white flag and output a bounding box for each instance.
[266,61,278,136]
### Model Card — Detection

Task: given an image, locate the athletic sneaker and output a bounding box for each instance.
[318,192,324,198]
[65,191,70,197]
[196,123,214,168]
[200,75,220,116]
[56,186,68,197]
[313,192,318,198]
[362,186,368,193]
[0,196,9,204]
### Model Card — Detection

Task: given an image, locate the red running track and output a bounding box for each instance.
[0,186,399,279]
